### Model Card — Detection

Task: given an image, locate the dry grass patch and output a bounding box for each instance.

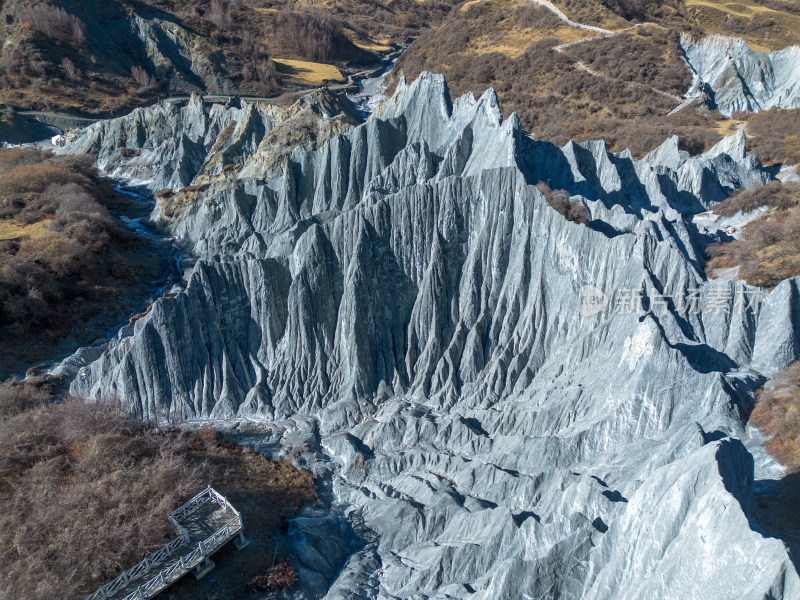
[714,117,743,136]
[460,0,484,10]
[273,58,345,85]
[345,29,392,52]
[471,25,594,56]
[744,108,800,166]
[0,219,51,241]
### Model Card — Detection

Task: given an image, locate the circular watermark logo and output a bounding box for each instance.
[578,285,608,317]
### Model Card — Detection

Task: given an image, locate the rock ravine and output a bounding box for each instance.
[57,73,800,599]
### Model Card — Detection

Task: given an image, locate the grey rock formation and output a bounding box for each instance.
[682,34,800,116]
[61,91,363,192]
[129,12,233,95]
[60,73,799,599]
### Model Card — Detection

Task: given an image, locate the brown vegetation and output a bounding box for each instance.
[277,8,362,63]
[551,0,631,27]
[0,0,454,114]
[600,0,685,23]
[744,108,800,166]
[394,1,722,157]
[538,183,590,224]
[20,4,86,48]
[711,180,800,216]
[249,559,299,591]
[706,182,800,288]
[568,27,692,96]
[0,149,163,374]
[684,0,800,50]
[750,361,800,473]
[0,377,316,600]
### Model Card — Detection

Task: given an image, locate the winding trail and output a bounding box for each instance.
[527,0,615,35]
[525,0,690,110]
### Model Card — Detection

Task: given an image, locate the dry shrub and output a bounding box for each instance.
[706,189,800,288]
[130,65,158,91]
[568,28,692,96]
[61,56,79,81]
[20,3,86,48]
[194,426,224,447]
[277,8,361,62]
[207,0,230,29]
[600,0,683,22]
[751,362,800,473]
[711,181,800,217]
[0,392,205,600]
[238,30,280,94]
[538,183,590,224]
[0,375,60,417]
[249,559,299,591]
[745,109,800,166]
[0,150,142,357]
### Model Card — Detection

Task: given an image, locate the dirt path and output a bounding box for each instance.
[527,0,615,35]
[525,0,690,110]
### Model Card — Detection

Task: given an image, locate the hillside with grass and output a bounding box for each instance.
[0,148,171,376]
[393,0,710,156]
[0,375,317,600]
[751,361,800,473]
[0,0,454,114]
[392,0,800,158]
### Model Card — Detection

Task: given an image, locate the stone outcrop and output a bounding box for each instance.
[682,34,800,116]
[61,90,363,192]
[129,12,232,95]
[58,73,799,599]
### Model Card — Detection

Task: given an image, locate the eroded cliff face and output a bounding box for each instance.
[58,74,799,599]
[683,34,800,117]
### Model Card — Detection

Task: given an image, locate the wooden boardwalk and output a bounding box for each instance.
[84,486,247,600]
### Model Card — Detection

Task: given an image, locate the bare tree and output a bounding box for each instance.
[208,0,230,29]
[21,5,86,48]
[61,57,79,81]
[277,8,355,62]
[130,65,157,90]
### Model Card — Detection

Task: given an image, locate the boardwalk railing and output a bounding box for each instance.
[84,486,244,600]
[170,486,243,529]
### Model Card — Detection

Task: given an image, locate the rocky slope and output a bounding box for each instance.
[0,0,448,115]
[58,74,799,599]
[0,1,238,114]
[683,34,800,116]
